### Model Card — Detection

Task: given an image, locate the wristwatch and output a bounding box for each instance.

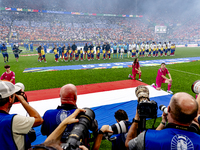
[133,118,140,123]
[98,129,104,134]
[161,122,166,125]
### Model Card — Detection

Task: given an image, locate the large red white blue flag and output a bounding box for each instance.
[10,80,172,145]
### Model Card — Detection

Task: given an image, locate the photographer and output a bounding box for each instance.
[31,109,89,150]
[41,84,97,149]
[12,45,22,62]
[0,81,43,150]
[91,109,131,150]
[125,92,200,150]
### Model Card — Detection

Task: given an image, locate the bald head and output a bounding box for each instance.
[169,92,198,125]
[60,84,77,105]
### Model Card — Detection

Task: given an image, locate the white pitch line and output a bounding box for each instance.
[168,68,200,76]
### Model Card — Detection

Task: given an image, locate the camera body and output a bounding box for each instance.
[62,108,95,150]
[14,90,28,103]
[135,85,158,118]
[138,100,158,118]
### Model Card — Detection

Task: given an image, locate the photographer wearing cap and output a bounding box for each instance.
[0,81,43,150]
[125,92,200,150]
[41,84,98,149]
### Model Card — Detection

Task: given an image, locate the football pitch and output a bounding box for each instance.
[1,46,200,149]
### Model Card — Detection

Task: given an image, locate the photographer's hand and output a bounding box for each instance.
[61,108,86,125]
[45,108,85,143]
[79,145,89,150]
[91,125,113,150]
[156,112,167,130]
[15,94,43,127]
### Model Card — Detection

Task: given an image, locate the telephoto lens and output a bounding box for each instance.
[191,80,200,94]
[62,108,95,150]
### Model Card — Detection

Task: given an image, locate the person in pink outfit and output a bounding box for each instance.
[128,58,142,81]
[0,65,15,84]
[151,63,173,94]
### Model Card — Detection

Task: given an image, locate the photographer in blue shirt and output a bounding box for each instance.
[126,92,200,150]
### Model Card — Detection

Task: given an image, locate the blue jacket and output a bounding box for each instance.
[145,127,200,150]
[41,105,76,142]
[0,112,17,150]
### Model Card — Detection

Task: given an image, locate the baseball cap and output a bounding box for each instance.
[15,82,25,91]
[0,81,21,99]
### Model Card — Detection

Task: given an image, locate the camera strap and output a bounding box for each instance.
[57,104,77,110]
[0,110,8,114]
[166,123,200,134]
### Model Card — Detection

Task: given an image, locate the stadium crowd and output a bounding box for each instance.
[0,11,200,44]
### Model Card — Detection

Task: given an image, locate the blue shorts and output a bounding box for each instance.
[14,54,19,58]
[2,53,8,58]
[55,54,59,59]
[42,55,45,58]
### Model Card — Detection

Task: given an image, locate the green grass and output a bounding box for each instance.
[1,47,200,149]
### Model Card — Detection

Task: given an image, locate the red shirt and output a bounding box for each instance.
[156,68,169,82]
[0,71,15,84]
[132,62,140,72]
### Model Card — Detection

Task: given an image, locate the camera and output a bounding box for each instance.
[62,108,95,150]
[135,85,158,118]
[159,105,168,114]
[191,80,200,94]
[103,120,131,140]
[14,90,28,103]
[138,100,158,118]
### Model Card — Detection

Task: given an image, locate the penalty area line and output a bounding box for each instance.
[168,68,200,76]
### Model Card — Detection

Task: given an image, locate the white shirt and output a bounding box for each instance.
[13,115,35,150]
[158,44,161,49]
[129,44,133,50]
[145,44,149,49]
[136,45,140,50]
[167,43,171,48]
